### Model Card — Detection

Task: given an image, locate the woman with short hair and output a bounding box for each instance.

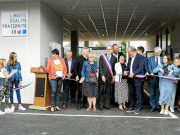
[43,49,67,112]
[80,52,98,111]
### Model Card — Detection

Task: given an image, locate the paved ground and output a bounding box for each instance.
[0,102,180,135]
[0,84,180,135]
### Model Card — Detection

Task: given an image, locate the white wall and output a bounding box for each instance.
[40,3,63,65]
[171,22,180,53]
[0,2,63,104]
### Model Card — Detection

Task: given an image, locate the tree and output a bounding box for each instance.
[120,41,127,57]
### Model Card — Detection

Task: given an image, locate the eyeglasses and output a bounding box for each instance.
[106,49,112,51]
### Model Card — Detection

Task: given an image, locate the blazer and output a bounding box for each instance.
[99,53,117,84]
[44,57,67,79]
[6,62,22,81]
[144,56,149,73]
[115,62,127,82]
[74,55,88,78]
[148,56,163,83]
[81,61,98,80]
[125,53,145,82]
[64,58,76,78]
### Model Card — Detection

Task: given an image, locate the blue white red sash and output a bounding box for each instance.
[119,74,123,82]
[135,74,180,80]
[102,54,113,77]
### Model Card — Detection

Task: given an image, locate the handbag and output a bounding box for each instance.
[89,73,97,85]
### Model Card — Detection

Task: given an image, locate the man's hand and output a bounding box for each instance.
[112,77,115,83]
[102,76,106,82]
[79,77,85,83]
[124,71,128,76]
[128,73,134,78]
[76,76,79,81]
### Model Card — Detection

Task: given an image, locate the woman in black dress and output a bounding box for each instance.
[80,52,98,111]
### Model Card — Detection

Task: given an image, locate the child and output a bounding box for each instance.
[170,58,180,112]
[153,55,179,115]
[0,58,17,115]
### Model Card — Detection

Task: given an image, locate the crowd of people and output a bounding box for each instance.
[0,44,180,115]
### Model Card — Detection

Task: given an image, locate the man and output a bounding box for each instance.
[124,46,144,114]
[137,46,149,105]
[148,47,163,112]
[74,47,89,110]
[99,45,117,110]
[62,51,76,109]
[112,44,124,62]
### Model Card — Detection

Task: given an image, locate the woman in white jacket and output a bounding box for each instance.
[115,55,128,110]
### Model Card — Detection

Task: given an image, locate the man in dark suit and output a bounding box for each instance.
[148,47,163,112]
[63,51,76,109]
[74,47,89,110]
[99,45,117,110]
[124,46,144,114]
[112,44,124,62]
[137,46,149,105]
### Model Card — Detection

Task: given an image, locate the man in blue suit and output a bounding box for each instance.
[148,47,163,112]
[137,46,149,105]
[124,46,144,114]
[63,50,76,109]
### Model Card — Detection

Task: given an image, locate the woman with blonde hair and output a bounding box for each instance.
[80,52,98,111]
[0,58,17,115]
[7,52,26,111]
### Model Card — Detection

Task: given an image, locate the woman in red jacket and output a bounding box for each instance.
[43,49,67,112]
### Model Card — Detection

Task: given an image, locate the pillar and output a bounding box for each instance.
[71,31,78,58]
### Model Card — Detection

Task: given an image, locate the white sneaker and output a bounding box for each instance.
[170,107,175,113]
[164,110,169,115]
[4,108,13,113]
[0,110,5,115]
[11,106,15,112]
[18,106,26,111]
[160,110,164,115]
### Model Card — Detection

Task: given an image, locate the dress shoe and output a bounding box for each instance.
[77,104,81,110]
[71,103,75,107]
[62,104,66,109]
[126,107,134,113]
[156,108,161,112]
[104,107,110,110]
[134,108,140,115]
[149,108,155,112]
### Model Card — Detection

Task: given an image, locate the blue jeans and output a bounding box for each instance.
[149,80,160,109]
[49,78,63,107]
[10,80,21,104]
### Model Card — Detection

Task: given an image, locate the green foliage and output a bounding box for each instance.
[120,41,127,57]
[96,41,106,47]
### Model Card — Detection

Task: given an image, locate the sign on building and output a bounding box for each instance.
[1,11,28,36]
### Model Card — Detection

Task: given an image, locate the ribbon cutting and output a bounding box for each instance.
[12,82,33,90]
[38,66,78,81]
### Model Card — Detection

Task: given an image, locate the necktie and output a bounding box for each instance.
[108,55,110,61]
[155,57,158,67]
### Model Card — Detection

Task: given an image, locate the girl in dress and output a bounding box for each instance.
[153,55,179,115]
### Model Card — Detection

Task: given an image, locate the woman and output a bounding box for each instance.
[80,52,98,111]
[114,55,128,110]
[169,58,180,112]
[6,52,26,111]
[0,58,17,114]
[43,49,67,112]
[153,55,179,115]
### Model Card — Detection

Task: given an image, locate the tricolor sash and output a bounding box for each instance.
[102,54,113,77]
[119,74,123,82]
